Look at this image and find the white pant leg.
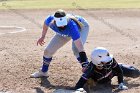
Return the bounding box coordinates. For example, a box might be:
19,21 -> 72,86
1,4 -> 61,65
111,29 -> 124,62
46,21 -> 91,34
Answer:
44,34 -> 71,58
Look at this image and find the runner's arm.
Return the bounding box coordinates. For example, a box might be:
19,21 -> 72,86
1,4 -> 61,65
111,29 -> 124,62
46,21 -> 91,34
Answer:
75,62 -> 94,89
112,58 -> 124,84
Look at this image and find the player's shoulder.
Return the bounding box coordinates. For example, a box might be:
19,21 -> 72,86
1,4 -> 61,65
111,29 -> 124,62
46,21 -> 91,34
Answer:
67,18 -> 77,27
112,58 -> 118,64
44,15 -> 55,26
46,15 -> 54,19
112,58 -> 119,68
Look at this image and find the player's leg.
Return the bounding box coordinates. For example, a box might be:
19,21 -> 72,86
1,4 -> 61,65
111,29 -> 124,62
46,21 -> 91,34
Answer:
119,63 -> 140,78
31,34 -> 71,78
42,34 -> 71,72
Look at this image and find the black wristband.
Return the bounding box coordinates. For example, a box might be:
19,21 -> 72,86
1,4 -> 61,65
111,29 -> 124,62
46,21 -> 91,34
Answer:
79,51 -> 87,62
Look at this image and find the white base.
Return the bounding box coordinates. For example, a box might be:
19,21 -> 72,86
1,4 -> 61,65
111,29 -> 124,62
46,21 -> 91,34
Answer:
53,89 -> 75,93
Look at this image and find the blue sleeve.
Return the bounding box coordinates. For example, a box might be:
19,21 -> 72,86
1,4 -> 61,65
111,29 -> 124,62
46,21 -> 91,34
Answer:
69,20 -> 80,41
44,15 -> 54,26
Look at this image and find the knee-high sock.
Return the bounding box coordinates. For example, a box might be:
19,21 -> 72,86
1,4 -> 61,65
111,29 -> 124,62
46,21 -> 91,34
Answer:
41,56 -> 52,72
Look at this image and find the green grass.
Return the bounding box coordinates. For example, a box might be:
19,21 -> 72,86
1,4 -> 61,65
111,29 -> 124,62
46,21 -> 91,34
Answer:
0,0 -> 140,9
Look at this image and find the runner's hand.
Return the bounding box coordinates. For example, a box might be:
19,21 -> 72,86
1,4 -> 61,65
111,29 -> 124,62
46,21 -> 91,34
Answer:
118,83 -> 128,90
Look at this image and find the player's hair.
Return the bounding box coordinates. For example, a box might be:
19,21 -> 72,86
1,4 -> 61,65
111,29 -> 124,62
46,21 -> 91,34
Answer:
68,15 -> 83,29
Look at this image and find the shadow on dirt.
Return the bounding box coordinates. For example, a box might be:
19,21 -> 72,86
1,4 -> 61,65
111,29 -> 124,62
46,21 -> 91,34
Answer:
113,83 -> 140,93
34,87 -> 45,93
33,76 -> 140,93
113,79 -> 140,93
40,77 -> 74,90
40,77 -> 55,88
88,84 -> 113,93
125,79 -> 140,89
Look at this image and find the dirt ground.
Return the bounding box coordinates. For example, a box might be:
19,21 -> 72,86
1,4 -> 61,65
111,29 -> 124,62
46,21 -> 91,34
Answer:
0,9 -> 140,93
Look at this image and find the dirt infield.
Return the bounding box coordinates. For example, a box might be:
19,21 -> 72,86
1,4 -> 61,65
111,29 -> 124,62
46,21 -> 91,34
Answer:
0,9 -> 140,93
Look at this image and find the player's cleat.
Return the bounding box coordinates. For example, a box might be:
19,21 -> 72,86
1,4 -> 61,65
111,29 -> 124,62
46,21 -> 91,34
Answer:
30,70 -> 48,78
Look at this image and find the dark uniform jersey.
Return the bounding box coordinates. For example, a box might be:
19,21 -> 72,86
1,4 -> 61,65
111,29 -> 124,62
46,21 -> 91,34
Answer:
75,58 -> 124,89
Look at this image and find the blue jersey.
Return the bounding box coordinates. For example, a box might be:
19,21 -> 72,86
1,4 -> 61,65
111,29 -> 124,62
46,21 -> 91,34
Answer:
45,15 -> 84,41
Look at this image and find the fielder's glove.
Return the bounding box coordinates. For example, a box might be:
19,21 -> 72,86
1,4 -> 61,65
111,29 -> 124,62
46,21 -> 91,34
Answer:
73,88 -> 87,93
118,83 -> 128,90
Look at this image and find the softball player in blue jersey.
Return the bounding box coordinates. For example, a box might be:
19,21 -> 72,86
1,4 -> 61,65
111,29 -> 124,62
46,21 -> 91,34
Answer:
31,9 -> 90,78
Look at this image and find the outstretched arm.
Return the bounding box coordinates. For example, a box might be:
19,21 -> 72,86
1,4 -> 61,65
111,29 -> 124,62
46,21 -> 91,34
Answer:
75,77 -> 87,89
112,58 -> 128,90
75,62 -> 94,89
74,38 -> 88,68
112,58 -> 124,84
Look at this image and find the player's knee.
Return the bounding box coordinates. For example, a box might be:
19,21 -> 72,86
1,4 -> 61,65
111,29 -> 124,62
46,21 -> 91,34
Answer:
44,49 -> 53,57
